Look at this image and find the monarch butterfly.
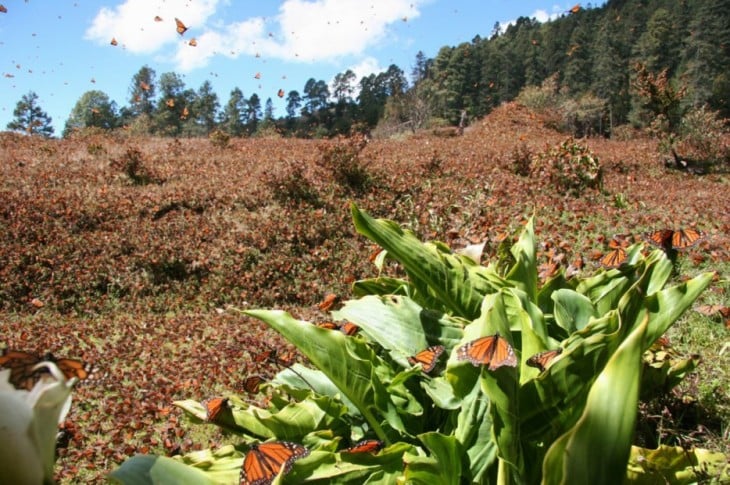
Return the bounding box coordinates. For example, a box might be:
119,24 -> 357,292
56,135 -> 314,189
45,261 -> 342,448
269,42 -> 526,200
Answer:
174,18 -> 188,35
315,321 -> 359,336
188,38 -> 197,47
342,439 -> 384,454
277,89 -> 285,98
240,441 -> 310,485
154,15 -> 163,22
568,4 -> 581,14
110,37 -> 118,46
407,345 -> 445,374
456,334 -> 517,370
242,375 -> 263,394
203,397 -> 228,422
644,228 -> 703,251
166,98 -> 175,108
600,247 -> 626,268
318,293 -> 339,312
139,81 -> 151,91
526,348 -> 563,372
0,350 -> 93,391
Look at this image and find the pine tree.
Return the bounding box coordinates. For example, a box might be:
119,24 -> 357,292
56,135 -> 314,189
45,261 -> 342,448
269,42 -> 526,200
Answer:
6,91 -> 54,137
63,90 -> 119,136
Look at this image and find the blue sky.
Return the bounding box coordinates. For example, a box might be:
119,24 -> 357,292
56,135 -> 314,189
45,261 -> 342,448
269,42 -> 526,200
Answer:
0,1 -> 588,134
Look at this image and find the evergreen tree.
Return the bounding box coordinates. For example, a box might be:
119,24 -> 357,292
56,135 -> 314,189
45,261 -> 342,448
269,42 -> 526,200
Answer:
285,90 -> 302,118
129,65 -> 157,118
187,80 -> 219,136
6,91 -> 54,137
246,93 -> 262,134
154,72 -> 187,135
220,87 -> 247,136
633,7 -> 682,76
63,90 -> 118,136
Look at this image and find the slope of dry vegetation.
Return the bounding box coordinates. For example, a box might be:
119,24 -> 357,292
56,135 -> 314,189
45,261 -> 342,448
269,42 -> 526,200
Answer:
1,103 -> 728,482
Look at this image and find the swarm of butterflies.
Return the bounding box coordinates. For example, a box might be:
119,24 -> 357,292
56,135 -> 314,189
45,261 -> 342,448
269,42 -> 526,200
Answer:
600,227 -> 704,268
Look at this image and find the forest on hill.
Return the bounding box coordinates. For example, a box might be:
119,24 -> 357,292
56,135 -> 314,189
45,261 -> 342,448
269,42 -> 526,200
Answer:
6,0 -> 730,139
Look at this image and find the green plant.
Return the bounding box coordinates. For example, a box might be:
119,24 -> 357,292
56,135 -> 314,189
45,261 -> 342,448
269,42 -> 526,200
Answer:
534,138 -> 603,196
112,205 -> 725,484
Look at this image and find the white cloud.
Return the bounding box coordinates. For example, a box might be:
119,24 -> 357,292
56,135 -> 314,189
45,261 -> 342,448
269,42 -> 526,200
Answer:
88,0 -> 424,72
85,0 -> 221,54
499,7 -> 563,34
329,56 -> 385,98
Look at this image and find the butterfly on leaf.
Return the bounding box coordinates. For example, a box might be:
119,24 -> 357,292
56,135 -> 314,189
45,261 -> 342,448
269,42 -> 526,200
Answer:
407,345 -> 445,374
341,439 -> 384,454
0,349 -> 94,391
526,348 -> 563,372
315,321 -> 359,336
240,441 -> 309,485
600,234 -> 631,268
456,334 -> 517,370
203,397 -> 229,423
242,375 -> 263,394
317,293 -> 340,312
644,228 -> 703,251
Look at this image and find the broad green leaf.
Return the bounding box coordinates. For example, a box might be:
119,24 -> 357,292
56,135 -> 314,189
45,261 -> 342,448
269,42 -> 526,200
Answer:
542,314 -> 647,485
551,289 -> 596,334
352,277 -> 413,298
244,309 -> 404,442
505,217 -> 537,302
272,364 -> 360,416
402,433 -> 464,485
333,295 -> 464,358
626,445 -> 730,484
351,204 -> 505,319
108,455 -> 216,485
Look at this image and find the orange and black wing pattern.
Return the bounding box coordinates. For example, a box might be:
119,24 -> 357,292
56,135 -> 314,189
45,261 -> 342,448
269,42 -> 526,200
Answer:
342,439 -> 384,454
0,349 -> 93,390
644,228 -> 703,251
407,345 -> 445,374
456,334 -> 517,370
242,375 -> 263,394
240,441 -> 310,485
204,397 -> 229,423
600,247 -> 626,268
526,348 -> 563,372
174,17 -> 188,35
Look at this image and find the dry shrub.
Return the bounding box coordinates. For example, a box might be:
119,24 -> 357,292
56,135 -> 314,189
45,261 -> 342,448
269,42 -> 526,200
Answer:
209,128 -> 231,149
317,133 -> 372,191
264,160 -> 321,206
676,105 -> 729,170
533,138 -> 603,196
110,147 -> 161,185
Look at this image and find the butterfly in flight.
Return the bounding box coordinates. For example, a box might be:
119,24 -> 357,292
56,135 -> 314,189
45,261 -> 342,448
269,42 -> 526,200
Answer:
457,334 -> 517,370
175,18 -> 188,35
240,441 -> 310,485
407,345 -> 445,374
526,348 -> 563,372
342,439 -> 384,454
110,37 -> 118,46
0,349 -> 94,390
644,228 -> 703,251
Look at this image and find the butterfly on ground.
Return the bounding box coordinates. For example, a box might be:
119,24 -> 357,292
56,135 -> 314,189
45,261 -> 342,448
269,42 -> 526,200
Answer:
317,293 -> 340,312
0,349 -> 94,391
600,234 -> 631,268
174,18 -> 188,35
456,334 -> 517,370
526,348 -> 563,372
643,228 -> 703,251
407,345 -> 445,374
341,439 -> 384,454
203,397 -> 229,422
240,441 -> 310,485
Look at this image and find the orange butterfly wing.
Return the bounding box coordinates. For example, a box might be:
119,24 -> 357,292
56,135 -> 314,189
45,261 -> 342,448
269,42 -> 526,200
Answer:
672,228 -> 703,249
243,375 -> 263,394
54,357 -> 93,381
342,439 -> 384,454
338,322 -> 359,336
600,248 -> 626,268
204,397 -> 229,422
316,321 -> 338,330
240,441 -> 310,485
457,334 -> 517,370
175,18 -> 188,35
407,345 -> 445,374
526,348 -> 563,372
644,229 -> 673,248
0,350 -> 40,390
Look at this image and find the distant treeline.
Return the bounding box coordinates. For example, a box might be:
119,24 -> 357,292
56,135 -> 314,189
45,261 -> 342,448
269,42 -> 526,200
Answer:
9,0 -> 729,139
